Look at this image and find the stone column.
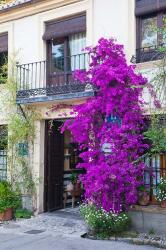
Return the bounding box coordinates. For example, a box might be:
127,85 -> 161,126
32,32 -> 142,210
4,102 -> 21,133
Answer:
33,120 -> 45,214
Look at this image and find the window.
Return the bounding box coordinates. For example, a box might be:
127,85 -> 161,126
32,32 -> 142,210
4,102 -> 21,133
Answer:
0,125 -> 7,180
51,32 -> 86,73
141,16 -> 157,47
0,51 -> 8,84
44,15 -> 86,88
136,12 -> 166,62
49,32 -> 86,87
51,39 -> 65,72
138,14 -> 166,49
0,33 -> 8,84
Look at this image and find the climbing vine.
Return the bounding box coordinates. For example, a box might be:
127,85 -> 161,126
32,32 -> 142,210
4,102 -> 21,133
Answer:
1,60 -> 39,196
143,42 -> 166,155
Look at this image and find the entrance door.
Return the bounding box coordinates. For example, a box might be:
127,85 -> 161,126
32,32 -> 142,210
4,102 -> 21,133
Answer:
44,120 -> 64,211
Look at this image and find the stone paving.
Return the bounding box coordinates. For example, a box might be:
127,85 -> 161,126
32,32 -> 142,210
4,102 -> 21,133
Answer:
0,208 -> 163,250
0,208 -> 87,238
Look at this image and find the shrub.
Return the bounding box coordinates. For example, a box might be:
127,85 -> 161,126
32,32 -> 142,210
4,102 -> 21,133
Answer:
0,180 -> 21,213
156,177 -> 166,202
15,209 -> 33,219
80,204 -> 130,234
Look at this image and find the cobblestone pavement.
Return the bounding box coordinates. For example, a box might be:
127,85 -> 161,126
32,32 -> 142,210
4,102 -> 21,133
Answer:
0,208 -> 162,250
0,208 -> 87,238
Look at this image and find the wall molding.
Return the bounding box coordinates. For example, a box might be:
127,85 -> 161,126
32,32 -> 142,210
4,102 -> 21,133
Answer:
0,0 -> 82,24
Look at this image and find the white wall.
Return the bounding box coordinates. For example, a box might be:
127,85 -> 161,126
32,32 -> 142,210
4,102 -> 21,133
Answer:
0,0 -> 136,65
93,0 -> 135,62
13,15 -> 40,64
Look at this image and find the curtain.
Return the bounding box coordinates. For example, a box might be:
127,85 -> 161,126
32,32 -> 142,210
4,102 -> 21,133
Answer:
69,32 -> 86,71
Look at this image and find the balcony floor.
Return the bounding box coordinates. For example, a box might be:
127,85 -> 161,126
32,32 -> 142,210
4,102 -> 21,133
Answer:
16,90 -> 94,104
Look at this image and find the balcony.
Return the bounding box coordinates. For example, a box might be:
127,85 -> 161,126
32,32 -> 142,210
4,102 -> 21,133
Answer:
16,53 -> 94,104
131,44 -> 166,64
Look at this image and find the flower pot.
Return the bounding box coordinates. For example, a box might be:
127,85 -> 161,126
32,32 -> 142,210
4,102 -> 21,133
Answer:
0,212 -> 5,221
73,182 -> 82,196
0,208 -> 13,221
75,182 -> 81,191
160,200 -> 166,208
3,208 -> 13,221
138,191 -> 150,206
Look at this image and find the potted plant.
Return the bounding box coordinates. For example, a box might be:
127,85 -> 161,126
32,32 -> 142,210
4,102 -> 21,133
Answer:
138,185 -> 150,206
66,173 -> 82,196
156,177 -> 166,208
0,180 -> 21,221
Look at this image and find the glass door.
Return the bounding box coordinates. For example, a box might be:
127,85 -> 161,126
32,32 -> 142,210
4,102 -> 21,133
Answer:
47,32 -> 86,89
49,38 -> 66,87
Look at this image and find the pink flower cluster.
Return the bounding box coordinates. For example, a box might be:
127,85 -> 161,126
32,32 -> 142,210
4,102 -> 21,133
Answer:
62,38 -> 148,213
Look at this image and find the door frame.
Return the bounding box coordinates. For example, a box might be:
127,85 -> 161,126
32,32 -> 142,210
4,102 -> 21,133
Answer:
44,119 -> 64,212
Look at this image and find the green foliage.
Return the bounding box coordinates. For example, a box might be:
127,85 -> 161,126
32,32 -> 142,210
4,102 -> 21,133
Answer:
0,125 -> 8,150
138,185 -> 149,193
70,173 -> 78,184
149,228 -> 155,235
156,177 -> 166,202
0,180 -> 21,213
80,204 -> 131,234
144,19 -> 166,156
1,61 -> 39,197
0,63 -> 7,84
14,208 -> 33,219
144,115 -> 166,155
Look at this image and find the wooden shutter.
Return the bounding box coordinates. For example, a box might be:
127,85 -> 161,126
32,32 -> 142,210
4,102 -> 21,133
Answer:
135,0 -> 166,16
43,14 -> 86,40
0,33 -> 8,53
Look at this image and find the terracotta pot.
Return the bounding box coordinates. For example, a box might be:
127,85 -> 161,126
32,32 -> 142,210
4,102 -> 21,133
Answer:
160,200 -> 166,208
75,182 -> 81,191
0,212 -> 5,221
138,192 -> 150,206
4,208 -> 13,221
0,208 -> 13,221
73,182 -> 82,196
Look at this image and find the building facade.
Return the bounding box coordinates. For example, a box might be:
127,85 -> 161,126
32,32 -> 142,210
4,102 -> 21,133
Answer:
0,0 -> 165,213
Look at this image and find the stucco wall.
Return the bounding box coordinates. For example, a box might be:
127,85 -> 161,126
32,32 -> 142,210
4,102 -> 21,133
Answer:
0,0 -> 136,64
93,0 -> 135,62
0,0 -> 141,213
13,15 -> 40,63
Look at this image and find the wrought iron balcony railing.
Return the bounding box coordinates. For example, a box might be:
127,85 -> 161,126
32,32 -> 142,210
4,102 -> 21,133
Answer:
16,53 -> 93,103
131,44 -> 166,64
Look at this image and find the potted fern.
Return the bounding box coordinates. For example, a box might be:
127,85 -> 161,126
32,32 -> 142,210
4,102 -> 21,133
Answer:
0,180 -> 21,221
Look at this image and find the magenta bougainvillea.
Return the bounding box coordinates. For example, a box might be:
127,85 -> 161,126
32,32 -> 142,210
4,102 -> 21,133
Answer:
61,38 -> 148,213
